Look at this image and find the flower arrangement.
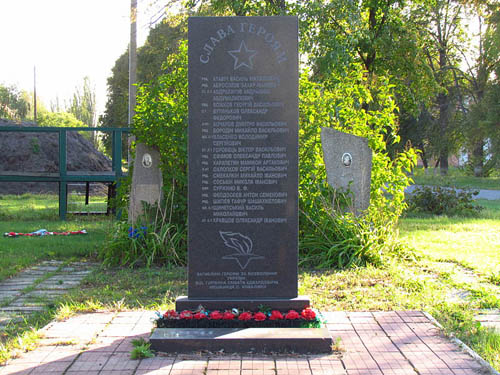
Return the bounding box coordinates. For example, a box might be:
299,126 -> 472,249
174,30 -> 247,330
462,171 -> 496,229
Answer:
156,307 -> 321,329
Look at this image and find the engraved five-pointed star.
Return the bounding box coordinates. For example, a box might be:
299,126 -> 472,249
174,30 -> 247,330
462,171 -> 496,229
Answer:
228,40 -> 257,70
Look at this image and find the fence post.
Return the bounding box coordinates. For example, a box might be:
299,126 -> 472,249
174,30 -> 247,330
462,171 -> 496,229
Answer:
59,129 -> 67,220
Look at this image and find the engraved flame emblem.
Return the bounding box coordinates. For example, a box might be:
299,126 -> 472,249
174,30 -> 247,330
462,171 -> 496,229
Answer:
219,231 -> 264,270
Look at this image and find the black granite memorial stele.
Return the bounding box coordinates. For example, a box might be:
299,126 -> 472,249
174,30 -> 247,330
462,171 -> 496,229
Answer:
176,16 -> 309,312
150,16 -> 333,354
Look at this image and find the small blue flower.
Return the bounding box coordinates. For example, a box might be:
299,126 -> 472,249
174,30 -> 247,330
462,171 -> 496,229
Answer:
128,227 -> 141,239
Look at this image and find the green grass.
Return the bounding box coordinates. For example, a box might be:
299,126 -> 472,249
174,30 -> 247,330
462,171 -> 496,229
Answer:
399,200 -> 500,275
0,194 -> 112,282
1,193 -> 500,370
0,193 -> 108,221
411,167 -> 500,190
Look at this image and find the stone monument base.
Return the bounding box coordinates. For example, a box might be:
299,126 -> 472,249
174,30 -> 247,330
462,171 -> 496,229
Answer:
150,327 -> 332,354
175,296 -> 310,311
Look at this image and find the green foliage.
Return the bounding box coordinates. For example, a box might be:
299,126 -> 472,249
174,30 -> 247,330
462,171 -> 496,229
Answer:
29,138 -> 40,154
100,42 -> 190,268
122,38 -> 416,268
487,272 -> 500,286
133,40 -> 189,228
298,66 -> 417,267
0,84 -> 29,120
130,338 -> 154,359
68,76 -> 96,127
37,111 -> 85,127
406,186 -> 484,216
412,166 -> 500,190
299,201 -> 411,269
99,16 -> 187,154
101,190 -> 187,268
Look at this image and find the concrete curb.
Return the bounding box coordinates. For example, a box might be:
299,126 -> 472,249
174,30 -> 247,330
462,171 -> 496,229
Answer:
423,311 -> 500,375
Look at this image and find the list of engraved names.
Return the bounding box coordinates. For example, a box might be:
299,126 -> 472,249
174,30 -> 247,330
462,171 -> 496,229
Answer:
198,74 -> 290,225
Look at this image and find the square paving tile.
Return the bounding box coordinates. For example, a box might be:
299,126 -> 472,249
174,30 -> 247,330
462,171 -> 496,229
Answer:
136,356 -> 176,371
0,363 -> 34,375
101,352 -> 138,371
29,361 -> 72,373
65,351 -> 112,371
341,352 -> 379,371
241,356 -> 275,370
207,358 -> 241,370
241,370 -> 276,375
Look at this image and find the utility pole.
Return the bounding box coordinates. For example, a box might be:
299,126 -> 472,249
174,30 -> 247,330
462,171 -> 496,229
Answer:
33,66 -> 37,123
128,0 -> 137,166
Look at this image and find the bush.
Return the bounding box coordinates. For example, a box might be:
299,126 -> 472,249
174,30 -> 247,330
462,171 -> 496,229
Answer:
406,186 -> 483,216
298,65 -> 417,268
100,190 -> 187,267
106,43 -> 417,269
299,187 -> 414,269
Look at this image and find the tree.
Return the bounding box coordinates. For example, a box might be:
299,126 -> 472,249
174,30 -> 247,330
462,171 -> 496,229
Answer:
37,111 -> 85,128
461,1 -> 500,175
0,84 -> 30,121
68,76 -> 97,145
406,0 -> 468,175
99,15 -> 187,154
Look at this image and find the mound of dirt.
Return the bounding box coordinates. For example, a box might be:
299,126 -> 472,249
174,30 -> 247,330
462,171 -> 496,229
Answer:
0,119 -> 113,195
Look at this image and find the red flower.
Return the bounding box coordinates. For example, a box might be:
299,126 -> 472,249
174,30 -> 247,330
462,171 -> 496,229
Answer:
209,310 -> 223,320
254,312 -> 267,321
163,310 -> 178,319
238,312 -> 253,321
269,310 -> 283,320
179,310 -> 193,320
194,312 -> 207,320
222,311 -> 235,320
301,308 -> 316,320
285,310 -> 300,320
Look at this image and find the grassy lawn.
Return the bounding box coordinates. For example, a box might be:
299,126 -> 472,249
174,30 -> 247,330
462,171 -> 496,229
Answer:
0,194 -> 112,282
399,200 -> 500,275
0,193 -> 499,370
411,167 -> 500,190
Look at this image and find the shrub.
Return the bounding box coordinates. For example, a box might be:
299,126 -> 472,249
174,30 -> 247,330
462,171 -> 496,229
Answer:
406,186 -> 483,216
100,189 -> 187,267
298,66 -> 417,267
107,43 -> 417,269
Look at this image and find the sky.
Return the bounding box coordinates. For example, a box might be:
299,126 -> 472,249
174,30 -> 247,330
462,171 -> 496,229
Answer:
0,0 -> 166,117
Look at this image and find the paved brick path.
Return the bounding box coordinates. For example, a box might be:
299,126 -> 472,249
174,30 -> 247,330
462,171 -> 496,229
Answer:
0,261 -> 95,329
1,310 -> 496,375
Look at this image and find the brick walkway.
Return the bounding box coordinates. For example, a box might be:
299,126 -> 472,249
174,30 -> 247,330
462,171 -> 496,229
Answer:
0,261 -> 95,329
0,310 -> 496,375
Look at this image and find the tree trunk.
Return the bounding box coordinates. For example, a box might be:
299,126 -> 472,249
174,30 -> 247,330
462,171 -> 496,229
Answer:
418,143 -> 429,170
439,151 -> 448,176
437,40 -> 450,176
437,72 -> 450,176
472,140 -> 484,177
438,91 -> 450,176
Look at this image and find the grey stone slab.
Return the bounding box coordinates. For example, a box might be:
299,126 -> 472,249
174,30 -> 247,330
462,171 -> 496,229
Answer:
150,327 -> 332,354
1,277 -> 38,284
39,277 -> 82,284
188,16 -> 299,302
176,295 -> 310,311
37,282 -> 80,290
0,306 -> 44,312
0,284 -> 31,291
0,312 -> 23,327
0,291 -> 22,298
31,266 -> 60,272
321,128 -> 372,215
8,300 -> 45,308
25,290 -> 67,297
129,143 -> 163,223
